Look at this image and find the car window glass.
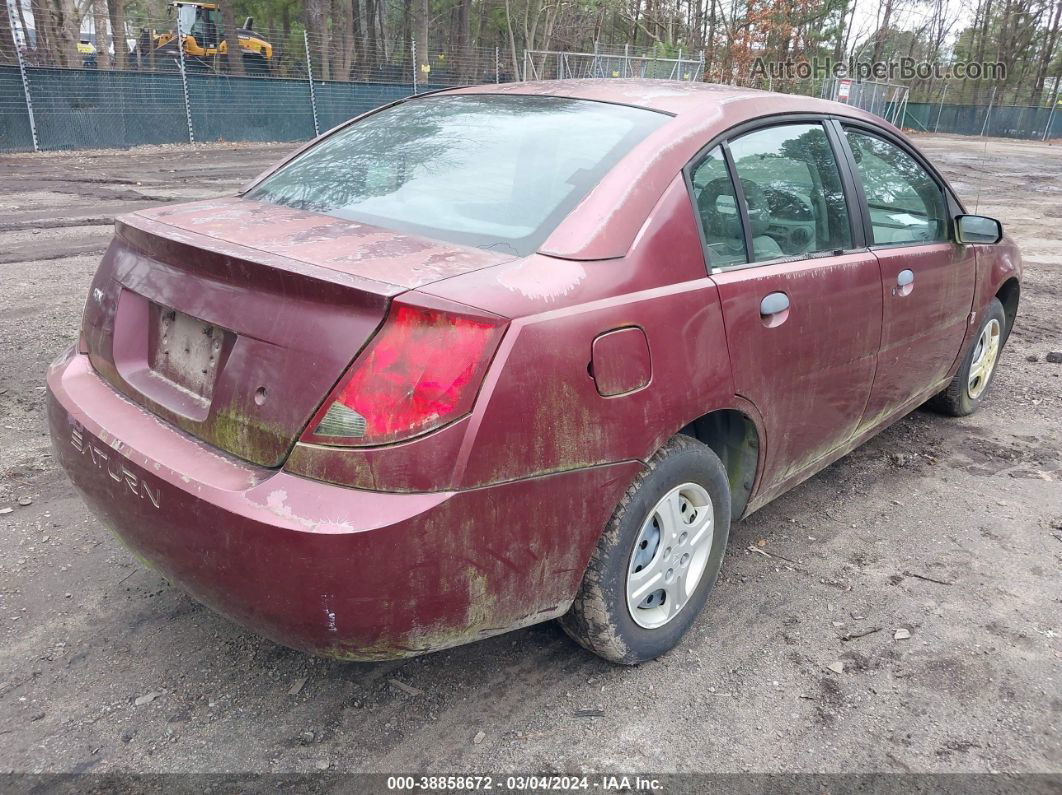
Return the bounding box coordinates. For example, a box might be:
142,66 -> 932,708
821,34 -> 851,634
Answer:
728,123 -> 853,263
845,130 -> 948,245
690,147 -> 747,268
246,95 -> 666,256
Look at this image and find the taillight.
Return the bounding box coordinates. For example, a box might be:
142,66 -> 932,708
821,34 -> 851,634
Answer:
301,299 -> 505,447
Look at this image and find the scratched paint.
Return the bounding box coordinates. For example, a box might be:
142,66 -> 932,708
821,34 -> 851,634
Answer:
496,257 -> 586,300
140,197 -> 516,289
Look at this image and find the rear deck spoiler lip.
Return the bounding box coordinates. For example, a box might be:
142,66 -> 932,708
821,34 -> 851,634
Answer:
116,211 -> 407,298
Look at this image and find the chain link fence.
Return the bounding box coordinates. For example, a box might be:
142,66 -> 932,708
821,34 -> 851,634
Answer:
2,13 -> 1061,153
522,45 -> 703,82
820,77 -> 910,127
899,81 -> 1062,140
0,13 -> 506,151
732,71 -> 1061,141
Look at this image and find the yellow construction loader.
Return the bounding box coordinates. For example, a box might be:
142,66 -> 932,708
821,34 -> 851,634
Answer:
149,1 -> 273,72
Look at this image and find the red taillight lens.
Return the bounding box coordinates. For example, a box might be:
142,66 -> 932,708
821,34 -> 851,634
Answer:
301,300 -> 505,447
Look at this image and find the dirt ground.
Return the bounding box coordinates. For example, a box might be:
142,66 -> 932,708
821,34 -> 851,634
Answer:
0,134 -> 1059,777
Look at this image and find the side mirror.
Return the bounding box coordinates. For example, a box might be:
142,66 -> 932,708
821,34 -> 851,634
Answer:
955,214 -> 1003,245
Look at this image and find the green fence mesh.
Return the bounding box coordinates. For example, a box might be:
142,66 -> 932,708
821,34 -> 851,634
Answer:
0,65 -> 422,152
187,73 -> 318,143
0,66 -> 36,151
2,64 -> 1059,153
901,100 -> 1062,139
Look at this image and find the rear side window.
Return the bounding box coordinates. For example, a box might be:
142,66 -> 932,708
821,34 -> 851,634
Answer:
690,147 -> 747,268
246,95 -> 667,256
728,123 -> 853,263
845,130 -> 948,245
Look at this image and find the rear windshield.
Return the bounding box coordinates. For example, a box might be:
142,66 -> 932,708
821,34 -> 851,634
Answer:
246,95 -> 667,256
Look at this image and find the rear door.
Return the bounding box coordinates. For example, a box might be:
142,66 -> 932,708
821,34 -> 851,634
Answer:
837,124 -> 975,425
688,120 -> 882,493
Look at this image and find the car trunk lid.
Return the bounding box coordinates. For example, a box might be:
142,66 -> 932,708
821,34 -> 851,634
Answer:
81,198 -> 514,467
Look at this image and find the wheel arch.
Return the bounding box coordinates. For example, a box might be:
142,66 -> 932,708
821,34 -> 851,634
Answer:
678,407 -> 762,519
995,277 -> 1020,343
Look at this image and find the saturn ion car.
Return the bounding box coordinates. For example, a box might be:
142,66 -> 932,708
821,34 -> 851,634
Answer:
47,80 -> 1021,664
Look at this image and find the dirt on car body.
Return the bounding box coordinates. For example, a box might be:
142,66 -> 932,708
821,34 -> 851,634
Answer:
0,135 -> 1059,775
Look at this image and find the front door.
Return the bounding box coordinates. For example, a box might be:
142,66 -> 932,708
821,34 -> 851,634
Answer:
689,121 -> 883,494
840,127 -> 975,425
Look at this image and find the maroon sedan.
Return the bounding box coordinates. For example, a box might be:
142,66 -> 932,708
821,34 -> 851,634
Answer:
47,80 -> 1021,664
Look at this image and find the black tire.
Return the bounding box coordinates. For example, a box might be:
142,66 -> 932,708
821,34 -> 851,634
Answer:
927,297 -> 1007,417
560,435 -> 731,664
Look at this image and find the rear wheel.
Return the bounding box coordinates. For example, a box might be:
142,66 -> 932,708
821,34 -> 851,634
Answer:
560,435 -> 731,664
928,297 -> 1007,417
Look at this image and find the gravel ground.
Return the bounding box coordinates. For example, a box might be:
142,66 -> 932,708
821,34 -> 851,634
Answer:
0,135 -> 1059,777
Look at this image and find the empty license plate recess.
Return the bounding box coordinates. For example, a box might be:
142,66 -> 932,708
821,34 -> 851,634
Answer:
149,306 -> 231,404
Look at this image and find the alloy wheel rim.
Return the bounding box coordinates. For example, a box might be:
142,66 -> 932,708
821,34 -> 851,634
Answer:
626,483 -> 714,630
968,318 -> 1001,399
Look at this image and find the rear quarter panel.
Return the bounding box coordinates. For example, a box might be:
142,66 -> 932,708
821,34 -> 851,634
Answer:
422,176 -> 751,490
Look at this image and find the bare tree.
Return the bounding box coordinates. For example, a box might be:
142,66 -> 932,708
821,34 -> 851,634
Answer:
330,0 -> 354,80
221,1 -> 245,74
0,0 -> 16,64
91,0 -> 108,68
870,0 -> 898,64
305,0 -> 330,79
106,0 -> 125,68
414,0 -> 428,80
1030,0 -> 1062,104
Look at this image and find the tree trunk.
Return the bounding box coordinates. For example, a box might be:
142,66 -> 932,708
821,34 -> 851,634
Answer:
376,0 -> 386,61
91,0 -> 108,69
221,2 -> 245,74
414,0 -> 429,81
456,0 -> 472,80
351,0 -> 364,76
53,0 -> 79,67
705,0 -> 717,77
106,0 -> 125,69
305,0 -> 329,79
30,0 -> 52,64
870,0 -> 894,65
504,0 -> 520,76
329,0 -> 352,79
832,0 -> 848,61
0,0 -> 17,64
1030,0 -> 1062,105
365,0 -> 380,69
973,0 -> 994,69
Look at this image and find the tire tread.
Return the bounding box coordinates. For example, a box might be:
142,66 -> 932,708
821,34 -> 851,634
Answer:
560,435 -> 712,664
928,297 -> 1007,417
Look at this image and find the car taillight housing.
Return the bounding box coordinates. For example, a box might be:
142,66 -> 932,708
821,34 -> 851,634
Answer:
301,298 -> 506,447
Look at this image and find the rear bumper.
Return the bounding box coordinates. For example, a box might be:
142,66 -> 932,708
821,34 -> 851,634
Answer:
47,347 -> 640,659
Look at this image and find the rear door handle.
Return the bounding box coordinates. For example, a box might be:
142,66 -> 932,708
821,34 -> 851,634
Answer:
894,269 -> 914,296
760,292 -> 790,316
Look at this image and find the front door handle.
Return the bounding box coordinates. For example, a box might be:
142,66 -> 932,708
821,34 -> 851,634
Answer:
894,269 -> 914,296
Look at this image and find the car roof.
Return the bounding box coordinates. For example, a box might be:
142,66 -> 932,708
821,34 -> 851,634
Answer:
439,78 -> 884,124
